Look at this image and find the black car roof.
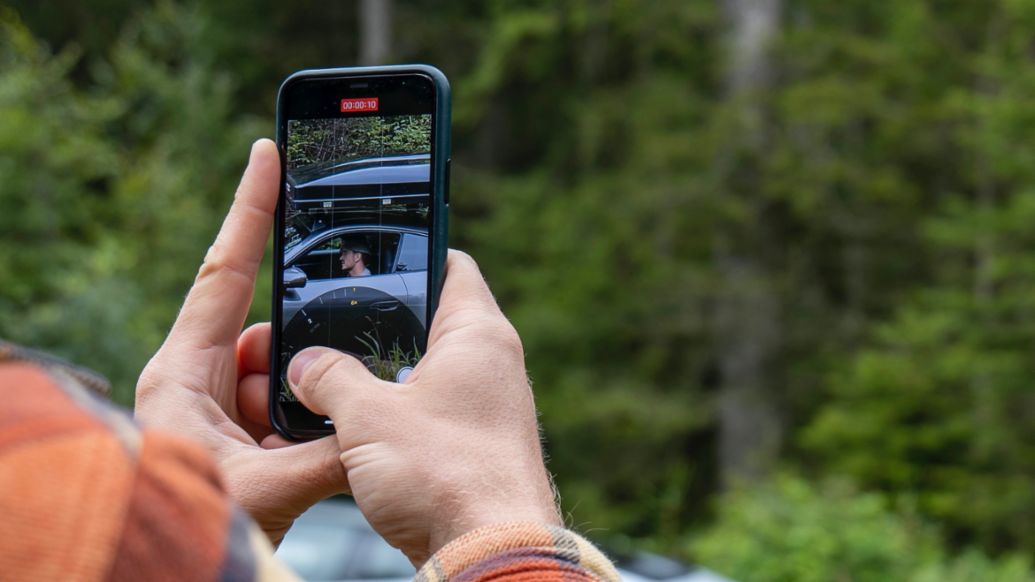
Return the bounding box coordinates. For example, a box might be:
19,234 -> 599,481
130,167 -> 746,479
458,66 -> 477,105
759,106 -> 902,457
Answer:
291,154 -> 430,187
285,154 -> 432,254
290,155 -> 429,208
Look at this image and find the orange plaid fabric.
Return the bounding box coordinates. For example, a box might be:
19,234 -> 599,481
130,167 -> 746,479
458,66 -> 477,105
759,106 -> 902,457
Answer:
0,342 -> 294,582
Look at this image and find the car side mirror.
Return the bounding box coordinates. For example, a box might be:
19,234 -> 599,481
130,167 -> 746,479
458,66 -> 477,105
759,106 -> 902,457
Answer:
284,266 -> 307,289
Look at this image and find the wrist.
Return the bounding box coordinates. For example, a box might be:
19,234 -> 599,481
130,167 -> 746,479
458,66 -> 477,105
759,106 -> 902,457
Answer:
428,483 -> 561,559
430,506 -> 561,559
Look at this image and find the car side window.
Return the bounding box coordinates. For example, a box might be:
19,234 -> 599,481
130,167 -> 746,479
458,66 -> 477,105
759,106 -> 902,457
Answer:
290,237 -> 341,281
292,232 -> 401,280
394,234 -> 428,272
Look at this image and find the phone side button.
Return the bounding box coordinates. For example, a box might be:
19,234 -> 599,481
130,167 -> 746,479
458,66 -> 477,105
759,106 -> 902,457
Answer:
444,158 -> 451,205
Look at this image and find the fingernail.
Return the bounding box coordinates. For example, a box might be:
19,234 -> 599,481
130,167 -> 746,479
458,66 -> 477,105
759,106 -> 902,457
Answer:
289,349 -> 324,386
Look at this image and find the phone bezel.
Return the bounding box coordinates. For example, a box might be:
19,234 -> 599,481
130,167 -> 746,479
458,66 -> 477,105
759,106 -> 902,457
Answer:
270,65 -> 450,440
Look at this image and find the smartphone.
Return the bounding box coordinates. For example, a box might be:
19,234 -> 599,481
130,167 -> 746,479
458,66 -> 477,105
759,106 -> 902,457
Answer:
270,65 -> 450,440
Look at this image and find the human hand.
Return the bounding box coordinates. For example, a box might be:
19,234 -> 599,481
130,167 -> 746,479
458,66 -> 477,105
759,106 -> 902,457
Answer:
284,250 -> 561,565
134,139 -> 347,544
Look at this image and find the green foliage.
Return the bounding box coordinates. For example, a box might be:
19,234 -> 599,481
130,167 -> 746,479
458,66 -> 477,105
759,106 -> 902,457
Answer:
452,2 -> 721,541
287,115 -> 432,171
797,0 -> 1035,555
693,474 -> 1034,582
439,0 -> 1035,564
0,9 -> 129,388
0,2 -> 261,401
802,288 -> 1035,550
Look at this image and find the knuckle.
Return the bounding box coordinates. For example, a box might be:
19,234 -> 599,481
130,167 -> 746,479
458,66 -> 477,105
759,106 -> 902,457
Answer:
133,360 -> 182,422
296,352 -> 396,432
201,241 -> 223,267
197,244 -> 250,283
197,245 -> 224,280
446,250 -> 483,281
235,189 -> 276,223
134,381 -> 158,411
497,322 -> 524,354
134,359 -> 163,400
296,353 -> 336,397
298,352 -> 355,403
477,318 -> 524,356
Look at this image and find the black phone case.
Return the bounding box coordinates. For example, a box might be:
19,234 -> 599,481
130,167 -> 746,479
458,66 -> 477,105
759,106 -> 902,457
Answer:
269,64 -> 451,440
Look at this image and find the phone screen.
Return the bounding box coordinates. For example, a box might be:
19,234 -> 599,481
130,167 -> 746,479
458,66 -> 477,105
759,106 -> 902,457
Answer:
273,73 -> 438,436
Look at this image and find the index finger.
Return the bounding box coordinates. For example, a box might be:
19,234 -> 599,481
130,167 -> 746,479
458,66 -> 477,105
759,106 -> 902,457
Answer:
170,139 -> 280,348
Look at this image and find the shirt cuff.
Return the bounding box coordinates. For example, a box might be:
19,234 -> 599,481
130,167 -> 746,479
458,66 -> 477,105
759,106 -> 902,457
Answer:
415,522 -> 621,582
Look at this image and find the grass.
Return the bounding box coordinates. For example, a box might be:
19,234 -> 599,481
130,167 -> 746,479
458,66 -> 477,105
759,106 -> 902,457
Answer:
357,326 -> 422,382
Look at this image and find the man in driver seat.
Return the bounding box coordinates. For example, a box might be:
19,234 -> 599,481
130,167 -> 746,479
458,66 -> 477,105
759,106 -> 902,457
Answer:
339,237 -> 372,277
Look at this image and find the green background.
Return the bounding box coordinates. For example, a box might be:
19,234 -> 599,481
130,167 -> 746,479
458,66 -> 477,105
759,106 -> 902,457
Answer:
3,1 -> 1035,579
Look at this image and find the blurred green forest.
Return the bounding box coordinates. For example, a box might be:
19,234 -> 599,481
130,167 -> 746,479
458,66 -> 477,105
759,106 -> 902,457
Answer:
4,0 -> 1035,578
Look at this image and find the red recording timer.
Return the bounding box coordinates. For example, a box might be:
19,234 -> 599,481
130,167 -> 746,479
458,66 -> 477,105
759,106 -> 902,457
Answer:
340,97 -> 379,112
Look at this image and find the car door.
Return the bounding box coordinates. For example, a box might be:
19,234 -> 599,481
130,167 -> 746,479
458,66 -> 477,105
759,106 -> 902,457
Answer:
281,229 -> 424,374
392,232 -> 429,328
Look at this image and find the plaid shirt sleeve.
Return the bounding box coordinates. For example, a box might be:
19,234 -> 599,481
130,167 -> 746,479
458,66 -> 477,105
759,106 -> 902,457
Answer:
0,342 -> 297,582
416,522 -> 622,582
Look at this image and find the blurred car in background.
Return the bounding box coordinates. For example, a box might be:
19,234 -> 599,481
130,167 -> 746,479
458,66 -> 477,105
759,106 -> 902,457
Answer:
276,498 -> 736,582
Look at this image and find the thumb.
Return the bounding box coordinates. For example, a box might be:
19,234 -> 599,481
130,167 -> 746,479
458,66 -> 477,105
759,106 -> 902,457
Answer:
287,347 -> 394,426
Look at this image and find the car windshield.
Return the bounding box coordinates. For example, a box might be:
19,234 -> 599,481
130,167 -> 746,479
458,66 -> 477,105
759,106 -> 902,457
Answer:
285,211 -> 320,255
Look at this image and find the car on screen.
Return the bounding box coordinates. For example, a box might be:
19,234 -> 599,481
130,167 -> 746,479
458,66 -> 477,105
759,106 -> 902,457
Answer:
281,155 -> 431,379
276,498 -> 737,582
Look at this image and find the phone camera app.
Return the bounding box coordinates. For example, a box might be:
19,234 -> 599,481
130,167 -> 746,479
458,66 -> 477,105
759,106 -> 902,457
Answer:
280,112 -> 432,402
